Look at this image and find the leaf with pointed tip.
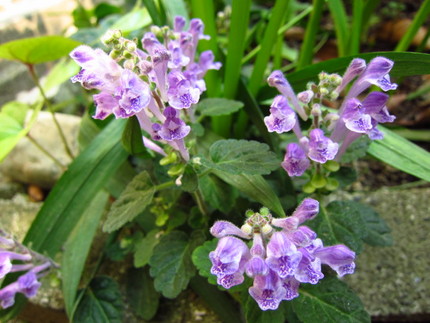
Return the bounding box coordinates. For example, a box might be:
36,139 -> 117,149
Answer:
197,98 -> 244,117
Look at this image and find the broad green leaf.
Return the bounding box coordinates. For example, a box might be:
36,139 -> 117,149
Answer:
62,191 -> 109,318
244,294 -> 285,323
340,136 -> 371,163
350,201 -> 393,246
309,201 -> 366,253
121,116 -> 148,156
149,231 -> 204,298
23,119 -> 128,256
73,276 -> 124,323
291,277 -> 370,323
191,239 -> 218,285
284,52 -> 430,92
368,126 -> 430,182
126,267 -> 160,321
43,59 -> 80,94
199,174 -> 238,213
181,164 -> 199,192
1,101 -> 29,125
197,98 -> 244,117
0,36 -> 81,64
202,139 -> 280,175
110,8 -> 151,33
103,171 -> 155,233
213,170 -> 286,217
330,167 -> 357,188
134,229 -> 160,268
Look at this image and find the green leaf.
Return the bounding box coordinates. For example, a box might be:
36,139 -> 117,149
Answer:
0,36 -> 81,64
126,267 -> 160,321
197,98 -> 244,117
181,164 -> 198,192
103,171 -> 155,233
62,190 -> 109,318
121,116 -> 148,156
199,174 -> 238,213
291,277 -> 370,323
330,167 -> 357,188
160,0 -> 189,23
43,59 -> 80,94
23,119 -> 128,256
149,231 -> 203,298
286,52 -> 430,91
191,239 -> 218,285
134,229 -> 160,268
202,139 -> 280,175
244,294 -> 285,323
73,276 -> 124,323
340,136 -> 371,163
351,202 -> 393,246
308,201 -> 366,253
110,8 -> 152,33
213,171 -> 286,217
368,126 -> 430,182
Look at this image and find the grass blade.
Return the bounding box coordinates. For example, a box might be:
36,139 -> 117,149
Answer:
327,0 -> 349,57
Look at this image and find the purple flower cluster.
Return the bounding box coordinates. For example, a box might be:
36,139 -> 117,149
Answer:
0,233 -> 53,309
70,16 -> 221,161
209,199 -> 356,311
265,57 -> 397,177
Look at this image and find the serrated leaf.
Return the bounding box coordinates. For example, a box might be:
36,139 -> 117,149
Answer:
351,202 -> 393,246
213,170 -> 286,217
244,294 -> 285,323
291,277 -> 370,323
368,126 -> 430,182
199,174 -> 238,213
0,36 -> 81,64
191,239 -> 218,285
341,136 -> 371,163
197,98 -> 244,117
62,191 -> 109,318
149,231 -> 204,298
126,267 -> 160,321
134,230 -> 160,268
73,276 -> 124,323
103,171 -> 155,232
308,201 -> 366,253
202,139 -> 280,175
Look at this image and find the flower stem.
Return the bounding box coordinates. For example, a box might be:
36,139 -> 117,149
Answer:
27,133 -> 66,169
26,64 -> 75,160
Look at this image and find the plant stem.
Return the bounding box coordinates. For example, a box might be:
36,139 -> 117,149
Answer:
193,190 -> 209,217
27,133 -> 66,169
27,64 -> 75,160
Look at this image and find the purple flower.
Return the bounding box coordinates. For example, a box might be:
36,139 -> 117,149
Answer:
308,128 -> 339,163
210,221 -> 250,239
196,51 -> 221,78
286,226 -> 317,248
295,247 -> 323,284
282,276 -> 300,300
209,236 -> 250,288
314,244 -> 356,277
167,71 -> 200,109
249,271 -> 286,310
0,283 -> 18,309
337,58 -> 366,93
18,272 -> 41,298
0,254 -> 12,279
152,107 -> 191,141
264,96 -> 297,134
348,57 -> 397,98
272,198 -> 319,232
174,16 -> 186,32
281,143 -> 310,177
267,71 -> 307,120
265,232 -> 302,279
246,234 -> 269,277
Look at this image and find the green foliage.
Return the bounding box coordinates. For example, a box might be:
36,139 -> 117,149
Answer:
73,276 -> 124,323
126,267 -> 160,321
309,201 -> 367,253
103,171 -> 155,232
199,174 -> 238,213
62,191 -> 109,317
244,294 -> 285,322
134,229 -> 160,268
181,164 -> 199,192
110,8 -> 152,34
121,116 -> 148,156
149,231 -> 204,298
330,167 -> 358,188
196,98 -> 244,117
291,277 -> 370,323
340,136 -> 371,164
368,126 -> 430,182
201,139 -> 280,175
0,36 -> 81,64
191,239 -> 218,285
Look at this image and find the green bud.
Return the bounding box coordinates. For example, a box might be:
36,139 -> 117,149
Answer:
160,152 -> 178,166
113,30 -> 122,39
323,160 -> 340,172
318,72 -> 327,81
303,181 -> 316,194
123,50 -> 133,59
319,87 -> 329,96
109,50 -> 121,59
259,207 -> 270,216
125,41 -> 137,52
167,164 -> 185,177
151,26 -> 161,36
311,173 -> 327,188
245,209 -> 255,217
325,178 -> 339,191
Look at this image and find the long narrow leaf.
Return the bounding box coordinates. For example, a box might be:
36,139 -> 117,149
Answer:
349,0 -> 363,55
327,0 -> 349,57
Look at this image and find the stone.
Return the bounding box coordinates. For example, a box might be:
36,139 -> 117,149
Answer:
0,111 -> 81,189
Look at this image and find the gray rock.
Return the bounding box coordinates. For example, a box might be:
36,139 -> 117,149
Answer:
0,111 -> 81,188
344,187 -> 430,317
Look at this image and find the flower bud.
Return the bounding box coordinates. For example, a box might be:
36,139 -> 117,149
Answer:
325,178 -> 339,191
323,160 -> 340,172
303,181 -> 316,194
311,173 -> 327,188
261,224 -> 273,235
241,223 -> 253,235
